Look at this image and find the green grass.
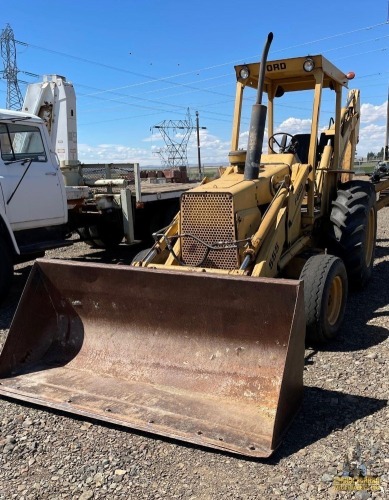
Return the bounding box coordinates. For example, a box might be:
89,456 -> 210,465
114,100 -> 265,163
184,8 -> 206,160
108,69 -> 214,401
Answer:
187,166 -> 221,180
189,163 -> 377,179
353,162 -> 376,175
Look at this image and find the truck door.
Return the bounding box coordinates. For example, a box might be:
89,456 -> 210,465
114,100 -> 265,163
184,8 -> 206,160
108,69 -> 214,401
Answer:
0,121 -> 66,228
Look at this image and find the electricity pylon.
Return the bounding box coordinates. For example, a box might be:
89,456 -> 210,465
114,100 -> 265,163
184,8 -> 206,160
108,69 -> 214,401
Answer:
152,108 -> 195,168
152,108 -> 207,176
0,23 -> 23,110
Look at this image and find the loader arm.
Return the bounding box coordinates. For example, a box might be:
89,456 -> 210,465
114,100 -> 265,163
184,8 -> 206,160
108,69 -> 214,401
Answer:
339,89 -> 360,182
315,89 -> 360,214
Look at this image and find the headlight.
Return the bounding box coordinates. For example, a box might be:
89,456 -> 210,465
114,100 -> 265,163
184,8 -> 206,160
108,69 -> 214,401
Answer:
303,58 -> 315,72
239,66 -> 250,79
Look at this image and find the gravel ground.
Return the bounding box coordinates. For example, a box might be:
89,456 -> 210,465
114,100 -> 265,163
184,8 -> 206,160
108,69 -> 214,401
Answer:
0,208 -> 388,500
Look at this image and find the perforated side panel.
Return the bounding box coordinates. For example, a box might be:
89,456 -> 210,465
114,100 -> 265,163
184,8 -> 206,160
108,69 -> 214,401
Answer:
180,192 -> 238,269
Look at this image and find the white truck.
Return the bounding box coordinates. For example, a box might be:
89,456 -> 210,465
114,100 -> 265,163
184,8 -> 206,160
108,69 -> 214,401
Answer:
0,76 -> 196,302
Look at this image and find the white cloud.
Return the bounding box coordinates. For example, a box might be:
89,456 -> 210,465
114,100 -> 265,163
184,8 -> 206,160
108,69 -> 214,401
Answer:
271,114 -> 385,157
77,99 -> 386,166
187,131 -> 230,164
357,123 -> 386,157
78,143 -> 159,165
277,118 -> 312,134
238,118 -> 312,149
360,102 -> 386,124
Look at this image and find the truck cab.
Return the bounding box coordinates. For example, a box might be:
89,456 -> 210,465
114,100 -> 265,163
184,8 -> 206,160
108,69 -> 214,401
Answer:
0,110 -> 67,229
0,109 -> 69,301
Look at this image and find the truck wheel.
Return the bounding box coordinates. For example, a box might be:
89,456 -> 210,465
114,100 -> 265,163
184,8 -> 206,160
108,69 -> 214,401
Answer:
88,218 -> 124,249
329,181 -> 377,289
300,254 -> 348,345
77,227 -> 96,247
78,222 -> 124,249
0,239 -> 13,303
131,248 -> 152,264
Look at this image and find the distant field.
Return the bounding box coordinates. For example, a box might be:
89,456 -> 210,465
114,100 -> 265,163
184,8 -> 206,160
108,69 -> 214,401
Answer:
354,162 -> 376,175
188,162 -> 378,180
188,166 -> 221,180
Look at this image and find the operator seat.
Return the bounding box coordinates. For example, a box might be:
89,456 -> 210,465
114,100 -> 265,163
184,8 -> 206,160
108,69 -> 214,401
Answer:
291,134 -> 311,164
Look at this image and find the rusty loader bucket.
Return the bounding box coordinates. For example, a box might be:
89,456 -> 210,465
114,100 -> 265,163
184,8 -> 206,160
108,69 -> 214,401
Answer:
0,259 -> 305,458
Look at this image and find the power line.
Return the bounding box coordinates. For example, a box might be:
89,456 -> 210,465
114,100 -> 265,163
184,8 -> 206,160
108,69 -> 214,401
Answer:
70,31 -> 389,101
273,21 -> 389,53
322,34 -> 389,54
10,21 -> 388,132
9,20 -> 387,131
15,20 -> 388,96
334,46 -> 388,61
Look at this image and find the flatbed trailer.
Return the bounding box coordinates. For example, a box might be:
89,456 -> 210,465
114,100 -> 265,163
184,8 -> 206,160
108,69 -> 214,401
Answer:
80,162 -> 201,244
374,177 -> 389,211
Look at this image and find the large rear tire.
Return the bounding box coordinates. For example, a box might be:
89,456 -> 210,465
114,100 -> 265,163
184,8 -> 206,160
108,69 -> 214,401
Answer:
0,238 -> 13,303
300,254 -> 348,345
329,181 -> 377,289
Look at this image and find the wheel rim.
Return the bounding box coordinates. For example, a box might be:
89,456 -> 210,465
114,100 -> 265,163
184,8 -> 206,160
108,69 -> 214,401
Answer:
365,207 -> 375,267
327,275 -> 343,326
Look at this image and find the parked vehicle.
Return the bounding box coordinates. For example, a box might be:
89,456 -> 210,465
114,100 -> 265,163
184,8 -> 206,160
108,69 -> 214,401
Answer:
0,77 -> 195,302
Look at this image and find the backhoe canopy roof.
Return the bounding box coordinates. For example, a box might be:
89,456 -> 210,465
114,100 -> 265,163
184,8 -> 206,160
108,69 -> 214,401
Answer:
235,55 -> 350,93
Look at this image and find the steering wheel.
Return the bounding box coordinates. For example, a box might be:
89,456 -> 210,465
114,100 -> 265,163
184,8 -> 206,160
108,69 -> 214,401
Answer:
268,133 -> 296,154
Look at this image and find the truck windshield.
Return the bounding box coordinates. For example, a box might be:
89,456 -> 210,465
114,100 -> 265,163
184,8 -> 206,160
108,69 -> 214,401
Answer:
0,123 -> 47,162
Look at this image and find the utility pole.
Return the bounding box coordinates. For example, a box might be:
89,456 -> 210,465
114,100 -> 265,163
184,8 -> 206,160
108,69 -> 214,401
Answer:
385,85 -> 389,161
196,111 -> 207,177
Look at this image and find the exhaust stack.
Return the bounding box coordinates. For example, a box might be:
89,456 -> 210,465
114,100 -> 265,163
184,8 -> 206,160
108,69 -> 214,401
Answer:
244,32 -> 273,180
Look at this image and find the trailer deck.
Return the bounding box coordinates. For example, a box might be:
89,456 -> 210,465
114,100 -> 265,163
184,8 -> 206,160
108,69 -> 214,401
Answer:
80,162 -> 201,203
130,180 -> 199,203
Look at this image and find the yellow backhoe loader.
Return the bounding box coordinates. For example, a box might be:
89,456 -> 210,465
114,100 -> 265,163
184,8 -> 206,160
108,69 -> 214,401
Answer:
0,33 -> 381,458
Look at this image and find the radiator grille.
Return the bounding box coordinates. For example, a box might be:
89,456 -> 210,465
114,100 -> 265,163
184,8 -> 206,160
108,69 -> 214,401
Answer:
180,192 -> 238,269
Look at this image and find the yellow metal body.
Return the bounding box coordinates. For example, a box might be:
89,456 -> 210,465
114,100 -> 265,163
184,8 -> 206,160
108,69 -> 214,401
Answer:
140,53 -> 360,279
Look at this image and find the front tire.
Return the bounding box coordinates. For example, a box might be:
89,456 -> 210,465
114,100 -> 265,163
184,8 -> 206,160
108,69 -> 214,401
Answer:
300,254 -> 348,345
131,248 -> 152,265
329,181 -> 377,289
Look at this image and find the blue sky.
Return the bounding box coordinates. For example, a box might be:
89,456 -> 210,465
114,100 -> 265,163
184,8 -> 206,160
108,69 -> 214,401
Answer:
1,0 -> 388,166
